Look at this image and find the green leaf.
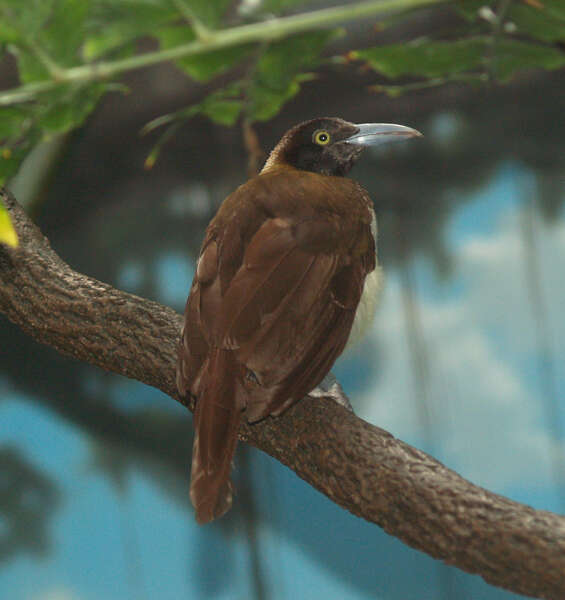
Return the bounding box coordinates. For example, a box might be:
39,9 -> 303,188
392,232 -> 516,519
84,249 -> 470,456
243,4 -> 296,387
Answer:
455,0 -> 488,22
200,98 -> 243,125
494,38 -> 565,81
0,21 -> 21,44
544,0 -> 565,21
0,0 -> 86,79
0,107 -> 31,140
0,0 -> 55,36
0,148 -> 25,184
143,87 -> 242,166
35,84 -> 106,134
160,88 -> 243,127
83,36 -> 138,63
0,197 -> 18,247
0,147 -> 21,183
507,3 -> 565,43
84,1 -> 177,61
457,0 -> 565,43
156,26 -> 252,82
0,85 -> 104,180
247,29 -> 340,122
180,46 -> 253,81
178,0 -> 232,28
256,0 -> 325,15
356,36 -> 565,84
247,76 -> 302,122
38,0 -> 88,66
355,38 -> 486,79
9,45 -> 50,83
0,130 -> 36,185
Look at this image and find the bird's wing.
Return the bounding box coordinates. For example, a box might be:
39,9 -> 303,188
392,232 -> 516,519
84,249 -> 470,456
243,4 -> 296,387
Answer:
196,210 -> 374,421
178,173 -> 375,522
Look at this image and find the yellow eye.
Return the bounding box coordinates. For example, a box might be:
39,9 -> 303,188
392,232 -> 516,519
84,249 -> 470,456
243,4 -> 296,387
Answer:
313,130 -> 331,146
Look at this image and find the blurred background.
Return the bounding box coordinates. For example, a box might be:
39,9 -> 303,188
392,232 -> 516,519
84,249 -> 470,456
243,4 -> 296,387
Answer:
1,2 -> 565,599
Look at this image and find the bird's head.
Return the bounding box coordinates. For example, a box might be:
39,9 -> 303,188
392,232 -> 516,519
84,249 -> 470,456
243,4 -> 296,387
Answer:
262,117 -> 422,177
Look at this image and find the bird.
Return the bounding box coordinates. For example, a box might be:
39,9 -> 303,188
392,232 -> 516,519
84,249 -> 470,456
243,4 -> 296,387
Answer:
177,117 -> 421,523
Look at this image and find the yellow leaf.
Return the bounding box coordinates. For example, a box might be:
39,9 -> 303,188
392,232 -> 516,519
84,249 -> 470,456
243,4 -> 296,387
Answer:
0,201 -> 18,248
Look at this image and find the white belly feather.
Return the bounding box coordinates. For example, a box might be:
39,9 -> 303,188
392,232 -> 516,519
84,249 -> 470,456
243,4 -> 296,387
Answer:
345,210 -> 382,350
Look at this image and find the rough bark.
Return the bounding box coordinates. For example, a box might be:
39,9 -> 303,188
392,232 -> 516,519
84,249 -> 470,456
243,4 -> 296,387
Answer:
1,188 -> 564,599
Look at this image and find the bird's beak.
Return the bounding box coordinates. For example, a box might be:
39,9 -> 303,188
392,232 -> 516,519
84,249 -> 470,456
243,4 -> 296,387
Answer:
345,123 -> 423,147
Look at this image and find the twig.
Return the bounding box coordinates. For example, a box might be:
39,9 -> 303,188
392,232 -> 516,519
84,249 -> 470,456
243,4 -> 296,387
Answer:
0,0 -> 445,106
170,0 -> 213,41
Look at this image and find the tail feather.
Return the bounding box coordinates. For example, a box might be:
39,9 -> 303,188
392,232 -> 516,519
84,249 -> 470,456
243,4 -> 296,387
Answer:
190,349 -> 244,524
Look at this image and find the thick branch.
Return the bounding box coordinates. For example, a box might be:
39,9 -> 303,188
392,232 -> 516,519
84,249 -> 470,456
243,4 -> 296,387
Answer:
1,189 -> 565,599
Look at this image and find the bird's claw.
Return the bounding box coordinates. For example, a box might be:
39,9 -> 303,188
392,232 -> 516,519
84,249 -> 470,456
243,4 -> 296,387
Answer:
308,372 -> 354,413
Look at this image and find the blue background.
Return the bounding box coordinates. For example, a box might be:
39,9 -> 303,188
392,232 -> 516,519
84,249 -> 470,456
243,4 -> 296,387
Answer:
1,53 -> 564,600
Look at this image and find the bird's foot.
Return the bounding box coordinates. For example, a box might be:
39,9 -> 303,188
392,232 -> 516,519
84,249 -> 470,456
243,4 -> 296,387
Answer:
308,372 -> 354,413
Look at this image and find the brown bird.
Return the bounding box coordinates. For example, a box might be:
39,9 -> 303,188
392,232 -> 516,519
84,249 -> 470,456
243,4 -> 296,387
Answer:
177,117 -> 421,523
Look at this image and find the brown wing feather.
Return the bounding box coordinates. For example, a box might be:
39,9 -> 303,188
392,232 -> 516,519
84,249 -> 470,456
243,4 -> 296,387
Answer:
189,348 -> 244,524
177,168 -> 375,522
241,255 -> 363,420
207,216 -> 367,420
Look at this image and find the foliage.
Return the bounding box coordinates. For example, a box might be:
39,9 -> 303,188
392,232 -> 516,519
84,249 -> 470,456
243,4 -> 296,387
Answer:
0,0 -> 563,193
142,27 -> 340,165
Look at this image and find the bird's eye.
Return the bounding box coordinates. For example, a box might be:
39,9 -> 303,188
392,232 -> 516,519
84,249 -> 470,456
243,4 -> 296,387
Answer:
313,130 -> 331,146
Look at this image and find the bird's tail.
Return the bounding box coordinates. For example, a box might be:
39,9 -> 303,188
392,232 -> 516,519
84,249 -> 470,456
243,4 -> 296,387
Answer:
189,348 -> 244,524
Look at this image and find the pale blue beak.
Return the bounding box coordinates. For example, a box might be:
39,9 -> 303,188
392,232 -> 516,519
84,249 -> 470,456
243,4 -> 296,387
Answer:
346,123 -> 422,146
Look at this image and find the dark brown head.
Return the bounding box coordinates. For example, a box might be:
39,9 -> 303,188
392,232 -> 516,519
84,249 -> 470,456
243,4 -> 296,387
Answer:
262,117 -> 422,177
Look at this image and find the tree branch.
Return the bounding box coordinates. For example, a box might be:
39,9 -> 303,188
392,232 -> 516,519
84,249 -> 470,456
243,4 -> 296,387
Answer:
0,0 -> 444,105
1,188 -> 565,600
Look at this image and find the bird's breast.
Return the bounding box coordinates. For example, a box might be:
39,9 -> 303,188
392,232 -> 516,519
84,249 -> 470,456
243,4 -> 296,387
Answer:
346,210 -> 382,350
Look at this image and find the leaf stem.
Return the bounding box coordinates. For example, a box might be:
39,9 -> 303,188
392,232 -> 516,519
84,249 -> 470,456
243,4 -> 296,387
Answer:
486,0 -> 513,81
169,0 -> 213,41
0,0 -> 445,106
